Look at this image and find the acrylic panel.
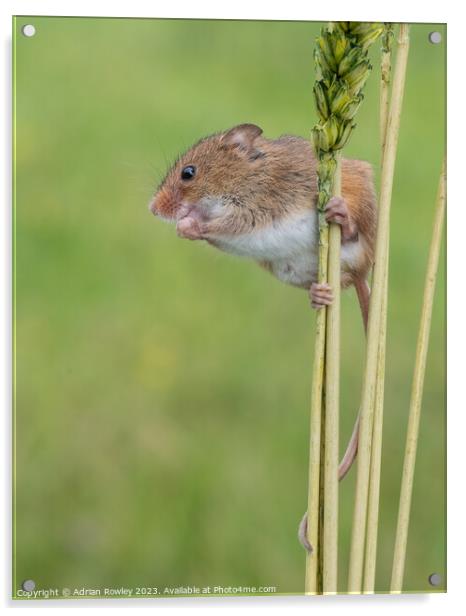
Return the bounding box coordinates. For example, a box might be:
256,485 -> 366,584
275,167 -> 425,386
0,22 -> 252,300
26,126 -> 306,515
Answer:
13,17 -> 446,599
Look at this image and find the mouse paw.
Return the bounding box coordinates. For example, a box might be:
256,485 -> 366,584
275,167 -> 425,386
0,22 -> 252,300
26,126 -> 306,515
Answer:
298,511 -> 313,553
309,282 -> 333,309
325,196 -> 358,242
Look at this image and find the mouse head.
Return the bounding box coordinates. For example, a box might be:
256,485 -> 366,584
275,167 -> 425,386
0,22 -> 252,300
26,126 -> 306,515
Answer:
149,124 -> 266,241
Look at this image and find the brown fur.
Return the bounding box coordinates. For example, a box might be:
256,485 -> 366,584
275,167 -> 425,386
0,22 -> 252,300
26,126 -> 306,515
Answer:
151,124 -> 377,287
341,158 -> 377,281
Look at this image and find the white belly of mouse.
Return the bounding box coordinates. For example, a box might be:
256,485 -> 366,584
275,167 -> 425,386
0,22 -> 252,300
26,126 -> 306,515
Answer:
212,209 -> 319,260
210,208 -> 364,288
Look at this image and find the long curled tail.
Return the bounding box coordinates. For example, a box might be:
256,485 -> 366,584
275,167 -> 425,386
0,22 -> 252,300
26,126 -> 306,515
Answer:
299,276 -> 371,552
354,275 -> 370,333
337,276 -> 370,479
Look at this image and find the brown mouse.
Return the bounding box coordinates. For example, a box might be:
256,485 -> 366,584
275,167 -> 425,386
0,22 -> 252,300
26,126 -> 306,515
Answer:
149,123 -> 377,551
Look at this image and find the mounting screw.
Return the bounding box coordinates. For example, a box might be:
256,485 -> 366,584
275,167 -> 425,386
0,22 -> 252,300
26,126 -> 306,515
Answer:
22,579 -> 36,592
428,572 -> 441,586
21,24 -> 36,38
428,31 -> 442,44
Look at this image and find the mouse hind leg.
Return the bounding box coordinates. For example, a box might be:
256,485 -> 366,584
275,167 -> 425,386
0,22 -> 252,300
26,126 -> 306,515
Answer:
324,196 -> 358,242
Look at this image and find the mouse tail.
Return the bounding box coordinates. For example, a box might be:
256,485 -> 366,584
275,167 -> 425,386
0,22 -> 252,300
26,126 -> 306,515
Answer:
337,276 -> 371,482
354,276 -> 371,334
300,275 -> 371,553
338,413 -> 360,480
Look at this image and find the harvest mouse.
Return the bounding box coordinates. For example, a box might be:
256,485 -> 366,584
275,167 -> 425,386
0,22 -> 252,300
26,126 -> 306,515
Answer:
149,123 -> 377,551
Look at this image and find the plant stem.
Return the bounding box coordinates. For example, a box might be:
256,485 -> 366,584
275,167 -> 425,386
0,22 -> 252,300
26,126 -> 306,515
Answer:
323,153 -> 341,594
304,213 -> 329,596
363,28 -> 393,592
347,23 -> 410,593
363,263 -> 388,592
307,20 -> 384,594
390,157 -> 446,593
380,27 -> 392,152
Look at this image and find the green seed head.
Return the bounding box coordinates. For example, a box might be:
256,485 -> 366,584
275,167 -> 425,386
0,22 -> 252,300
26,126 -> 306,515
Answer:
311,21 -> 383,206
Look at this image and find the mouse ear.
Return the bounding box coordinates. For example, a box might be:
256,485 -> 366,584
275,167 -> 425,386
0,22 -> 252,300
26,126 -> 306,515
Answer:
221,124 -> 263,150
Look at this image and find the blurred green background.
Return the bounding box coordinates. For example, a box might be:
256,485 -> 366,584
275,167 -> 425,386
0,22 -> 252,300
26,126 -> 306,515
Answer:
13,17 -> 445,597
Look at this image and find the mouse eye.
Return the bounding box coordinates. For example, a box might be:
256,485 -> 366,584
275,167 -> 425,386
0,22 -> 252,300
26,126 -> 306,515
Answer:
181,165 -> 196,181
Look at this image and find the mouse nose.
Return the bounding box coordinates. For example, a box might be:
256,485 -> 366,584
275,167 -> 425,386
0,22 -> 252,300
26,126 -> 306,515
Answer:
149,188 -> 178,220
148,197 -> 159,216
